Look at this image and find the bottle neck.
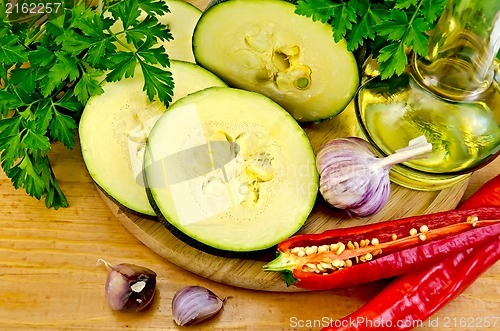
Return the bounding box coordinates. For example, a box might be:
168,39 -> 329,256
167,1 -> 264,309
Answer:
413,0 -> 500,100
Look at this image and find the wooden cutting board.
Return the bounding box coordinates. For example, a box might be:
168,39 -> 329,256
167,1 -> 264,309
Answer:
99,102 -> 469,292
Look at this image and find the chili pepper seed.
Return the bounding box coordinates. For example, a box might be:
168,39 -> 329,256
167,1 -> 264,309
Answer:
419,234 -> 427,241
409,228 -> 418,236
336,243 -> 345,255
419,225 -> 429,233
392,234 -> 398,241
468,215 -> 479,227
371,238 -> 379,245
320,262 -> 331,270
306,263 -> 317,270
305,246 -> 317,256
332,259 -> 344,268
318,245 -> 329,253
302,264 -> 315,272
322,257 -> 332,263
347,241 -> 355,250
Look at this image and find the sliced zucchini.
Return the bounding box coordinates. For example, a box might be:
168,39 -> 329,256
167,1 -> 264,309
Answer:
79,61 -> 227,216
162,0 -> 202,62
193,0 -> 359,122
111,0 -> 202,62
144,87 -> 318,256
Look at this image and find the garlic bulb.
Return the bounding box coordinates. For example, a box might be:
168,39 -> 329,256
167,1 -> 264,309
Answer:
316,136 -> 432,217
172,286 -> 225,326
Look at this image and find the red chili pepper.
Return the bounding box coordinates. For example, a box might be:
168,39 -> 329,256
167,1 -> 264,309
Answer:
322,238 -> 500,331
459,173 -> 500,209
264,207 -> 500,290
321,174 -> 500,331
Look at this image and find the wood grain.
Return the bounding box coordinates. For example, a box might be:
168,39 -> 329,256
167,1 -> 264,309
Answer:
101,101 -> 470,292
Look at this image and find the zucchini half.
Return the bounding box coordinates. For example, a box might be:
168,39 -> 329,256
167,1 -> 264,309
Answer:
144,87 -> 319,256
193,0 -> 359,122
79,61 -> 227,216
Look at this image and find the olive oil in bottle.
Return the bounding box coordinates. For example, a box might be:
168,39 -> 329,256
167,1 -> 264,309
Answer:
355,0 -> 500,190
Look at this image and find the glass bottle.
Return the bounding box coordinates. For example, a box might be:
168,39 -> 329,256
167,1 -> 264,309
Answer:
355,0 -> 500,190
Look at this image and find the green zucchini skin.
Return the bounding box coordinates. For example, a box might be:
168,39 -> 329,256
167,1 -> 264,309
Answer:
205,0 -> 297,11
144,186 -> 278,258
97,184 -> 159,221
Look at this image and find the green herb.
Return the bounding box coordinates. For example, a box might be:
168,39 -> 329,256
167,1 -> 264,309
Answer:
0,0 -> 174,209
295,0 -> 447,79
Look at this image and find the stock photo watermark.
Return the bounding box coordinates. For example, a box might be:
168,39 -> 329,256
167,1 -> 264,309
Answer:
126,103 -> 319,226
289,315 -> 500,329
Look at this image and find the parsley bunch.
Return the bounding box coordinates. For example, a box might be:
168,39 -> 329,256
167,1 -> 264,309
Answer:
295,0 -> 447,79
0,0 -> 174,208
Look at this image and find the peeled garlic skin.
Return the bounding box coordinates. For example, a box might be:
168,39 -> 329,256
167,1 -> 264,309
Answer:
172,286 -> 224,326
316,138 -> 390,217
104,263 -> 157,312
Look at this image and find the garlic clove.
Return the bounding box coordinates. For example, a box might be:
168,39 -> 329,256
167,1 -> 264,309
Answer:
316,136 -> 432,217
172,286 -> 224,326
98,259 -> 157,312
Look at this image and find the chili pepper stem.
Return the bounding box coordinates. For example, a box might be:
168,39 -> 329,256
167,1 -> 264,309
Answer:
377,135 -> 433,169
263,253 -> 297,272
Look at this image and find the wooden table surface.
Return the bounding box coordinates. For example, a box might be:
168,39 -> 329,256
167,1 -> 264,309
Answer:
0,141 -> 498,331
1,1 -> 499,330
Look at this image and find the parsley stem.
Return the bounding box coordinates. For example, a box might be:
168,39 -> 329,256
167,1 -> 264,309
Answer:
97,0 -> 104,15
408,0 -> 425,27
12,88 -> 28,108
107,29 -> 136,52
24,27 -> 46,47
20,14 -> 48,46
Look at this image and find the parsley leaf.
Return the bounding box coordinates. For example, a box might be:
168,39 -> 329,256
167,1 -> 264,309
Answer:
375,9 -> 409,41
295,0 -> 447,79
331,3 -> 356,42
0,0 -> 174,209
23,125 -> 52,153
295,0 -> 336,24
422,0 -> 448,22
7,154 -> 47,200
42,52 -> 80,97
49,110 -> 78,149
73,71 -> 105,104
345,0 -> 378,50
0,30 -> 28,65
106,51 -> 137,81
395,0 -> 418,10
378,42 -> 409,77
404,17 -> 430,56
140,60 -> 174,104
